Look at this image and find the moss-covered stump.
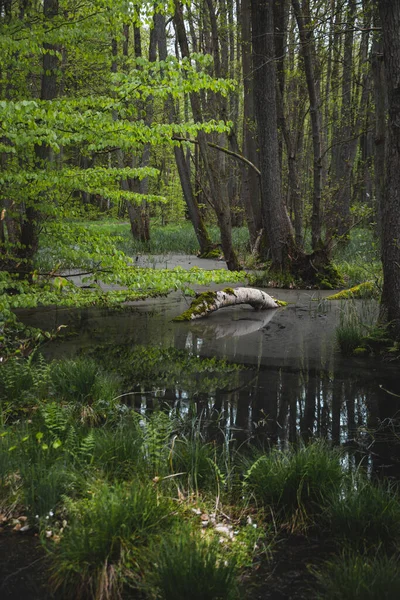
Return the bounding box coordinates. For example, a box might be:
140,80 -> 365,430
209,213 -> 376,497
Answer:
173,287 -> 284,321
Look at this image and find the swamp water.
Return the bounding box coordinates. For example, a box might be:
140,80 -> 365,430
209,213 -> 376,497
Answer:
18,287 -> 400,478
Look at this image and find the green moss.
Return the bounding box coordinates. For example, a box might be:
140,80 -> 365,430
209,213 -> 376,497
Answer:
275,300 -> 288,307
326,281 -> 377,300
316,263 -> 343,290
199,248 -> 221,259
353,347 -> 368,356
173,291 -> 218,321
222,287 -> 236,296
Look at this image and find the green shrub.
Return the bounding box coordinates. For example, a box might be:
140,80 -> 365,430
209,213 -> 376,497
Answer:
243,442 -> 344,526
314,551 -> 400,600
151,527 -> 238,600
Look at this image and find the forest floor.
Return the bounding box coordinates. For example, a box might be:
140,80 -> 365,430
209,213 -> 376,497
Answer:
0,526 -> 329,600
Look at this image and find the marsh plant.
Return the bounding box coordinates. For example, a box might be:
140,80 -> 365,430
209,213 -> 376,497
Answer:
243,442 -> 344,527
322,476 -> 400,551
150,526 -> 239,600
315,551 -> 400,600
49,481 -> 177,600
171,432 -> 225,495
50,357 -> 121,405
335,297 -> 379,355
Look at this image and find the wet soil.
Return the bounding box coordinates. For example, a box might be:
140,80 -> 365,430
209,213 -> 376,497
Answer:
245,534 -> 334,600
0,530 -> 50,600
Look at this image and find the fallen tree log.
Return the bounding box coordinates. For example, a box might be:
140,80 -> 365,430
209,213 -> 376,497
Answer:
173,287 -> 285,321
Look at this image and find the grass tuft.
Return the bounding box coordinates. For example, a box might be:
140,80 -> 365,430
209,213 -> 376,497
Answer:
314,551 -> 400,600
49,481 -> 176,599
243,442 -> 344,527
322,476 -> 400,551
150,526 -> 239,600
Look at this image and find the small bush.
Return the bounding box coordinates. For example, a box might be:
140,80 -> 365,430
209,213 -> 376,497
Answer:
243,442 -> 344,526
314,551 -> 400,600
151,527 -> 238,600
323,477 -> 400,551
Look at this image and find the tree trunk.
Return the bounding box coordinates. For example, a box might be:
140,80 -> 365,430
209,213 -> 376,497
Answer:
155,12 -> 213,255
18,0 -> 58,276
251,0 -> 295,269
377,0 -> 400,339
174,0 -> 241,271
291,0 -> 323,250
174,287 -> 280,320
371,6 -> 386,239
326,0 -> 357,241
240,0 -> 263,248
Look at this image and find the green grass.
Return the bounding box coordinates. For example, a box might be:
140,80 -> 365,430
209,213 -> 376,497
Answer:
322,476 -> 400,551
49,481 -> 177,599
332,227 -> 381,287
335,298 -> 379,355
150,526 -> 239,600
314,551 -> 400,600
243,442 -> 344,527
42,220 -> 250,259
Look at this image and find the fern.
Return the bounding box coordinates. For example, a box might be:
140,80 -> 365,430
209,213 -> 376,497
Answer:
206,457 -> 226,487
79,431 -> 96,463
41,402 -> 69,439
144,412 -> 173,475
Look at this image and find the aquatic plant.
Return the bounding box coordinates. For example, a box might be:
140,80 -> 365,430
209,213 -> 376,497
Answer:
243,442 -> 344,527
314,551 -> 400,600
150,526 -> 239,600
335,298 -> 379,356
0,353 -> 51,413
322,476 -> 400,551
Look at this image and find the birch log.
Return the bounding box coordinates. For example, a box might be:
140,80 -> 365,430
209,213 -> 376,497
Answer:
174,287 -> 282,321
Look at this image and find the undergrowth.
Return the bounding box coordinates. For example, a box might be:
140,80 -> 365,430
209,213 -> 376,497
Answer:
1,353 -> 400,600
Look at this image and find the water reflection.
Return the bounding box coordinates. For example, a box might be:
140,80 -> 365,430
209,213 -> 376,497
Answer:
16,290 -> 400,477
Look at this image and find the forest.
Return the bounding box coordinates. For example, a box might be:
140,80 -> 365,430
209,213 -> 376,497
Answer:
1,0 -> 400,599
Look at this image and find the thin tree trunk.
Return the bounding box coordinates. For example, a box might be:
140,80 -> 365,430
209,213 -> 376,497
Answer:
174,0 -> 241,270
251,0 -> 294,269
292,0 -> 323,250
240,0 -> 263,247
19,0 -> 58,275
377,0 -> 400,339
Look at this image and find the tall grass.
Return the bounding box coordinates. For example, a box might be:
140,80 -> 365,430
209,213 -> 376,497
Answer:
171,432 -> 224,494
151,526 -> 239,600
322,476 -> 400,551
335,298 -> 379,355
49,481 -> 177,600
314,551 -> 400,600
243,442 -> 344,526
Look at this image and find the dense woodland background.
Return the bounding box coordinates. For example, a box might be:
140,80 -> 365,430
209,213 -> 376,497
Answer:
1,0 -> 400,337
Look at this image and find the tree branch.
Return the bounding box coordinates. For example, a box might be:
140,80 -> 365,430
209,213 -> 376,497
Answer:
172,136 -> 261,177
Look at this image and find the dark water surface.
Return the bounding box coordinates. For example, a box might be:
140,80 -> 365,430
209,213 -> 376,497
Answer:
17,288 -> 400,477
